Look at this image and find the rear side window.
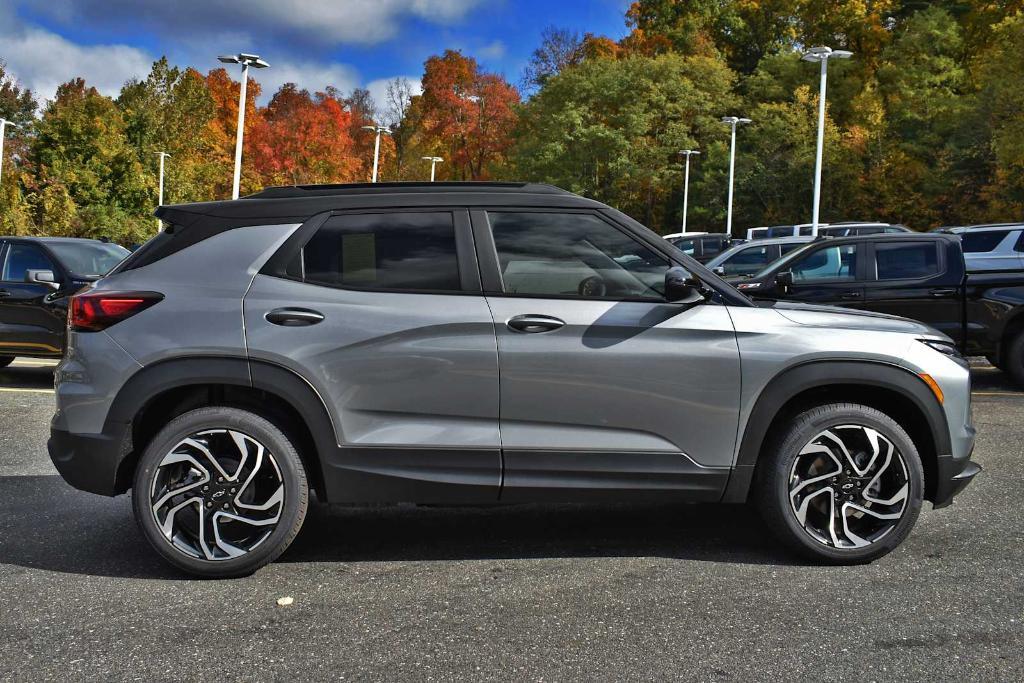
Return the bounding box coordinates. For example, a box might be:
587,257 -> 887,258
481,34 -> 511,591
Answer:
296,212 -> 461,292
2,244 -> 56,282
701,236 -> 727,257
960,230 -> 1009,253
874,242 -> 939,280
768,227 -> 794,238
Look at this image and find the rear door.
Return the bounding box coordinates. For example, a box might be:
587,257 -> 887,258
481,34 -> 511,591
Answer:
473,208 -> 739,501
862,239 -> 961,341
243,209 -> 501,502
780,241 -> 866,306
0,241 -> 66,357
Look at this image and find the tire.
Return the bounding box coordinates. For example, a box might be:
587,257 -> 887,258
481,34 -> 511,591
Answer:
1003,331 -> 1024,388
754,402 -> 924,565
0,356 -> 13,368
132,406 -> 309,578
985,354 -> 1002,370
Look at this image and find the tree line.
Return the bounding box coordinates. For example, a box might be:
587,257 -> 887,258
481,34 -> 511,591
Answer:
1,1 -> 1022,244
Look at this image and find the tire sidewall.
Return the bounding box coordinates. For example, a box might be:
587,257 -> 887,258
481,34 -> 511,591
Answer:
132,407 -> 308,578
766,405 -> 924,564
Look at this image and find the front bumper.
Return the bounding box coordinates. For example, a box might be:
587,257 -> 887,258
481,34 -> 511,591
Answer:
931,423 -> 980,509
48,417 -> 132,496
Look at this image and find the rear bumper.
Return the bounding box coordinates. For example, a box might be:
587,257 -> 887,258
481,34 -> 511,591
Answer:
48,418 -> 131,496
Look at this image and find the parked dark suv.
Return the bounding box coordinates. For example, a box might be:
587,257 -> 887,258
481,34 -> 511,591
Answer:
0,237 -> 129,366
48,183 -> 978,577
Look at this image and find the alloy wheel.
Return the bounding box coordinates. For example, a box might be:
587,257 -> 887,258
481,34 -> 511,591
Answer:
788,424 -> 909,549
149,429 -> 285,561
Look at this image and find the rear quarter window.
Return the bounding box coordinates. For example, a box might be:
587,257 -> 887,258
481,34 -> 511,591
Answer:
960,230 -> 1009,253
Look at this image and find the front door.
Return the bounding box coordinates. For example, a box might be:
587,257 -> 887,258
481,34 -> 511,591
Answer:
473,209 -> 739,501
244,209 -> 501,503
779,241 -> 865,307
0,242 -> 66,358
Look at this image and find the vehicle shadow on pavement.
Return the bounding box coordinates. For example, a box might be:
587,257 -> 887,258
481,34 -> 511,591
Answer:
0,363 -> 56,390
0,476 -> 800,579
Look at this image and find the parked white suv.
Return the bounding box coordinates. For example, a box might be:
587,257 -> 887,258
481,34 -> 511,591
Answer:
945,224 -> 1024,272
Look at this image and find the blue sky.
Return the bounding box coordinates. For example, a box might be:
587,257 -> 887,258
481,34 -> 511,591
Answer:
0,0 -> 630,107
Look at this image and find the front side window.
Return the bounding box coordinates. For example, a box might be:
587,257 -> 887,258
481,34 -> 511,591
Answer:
791,244 -> 858,282
723,245 -> 772,277
2,244 -> 56,282
296,212 -> 461,292
874,242 -> 939,280
488,212 -> 670,299
960,230 -> 1009,253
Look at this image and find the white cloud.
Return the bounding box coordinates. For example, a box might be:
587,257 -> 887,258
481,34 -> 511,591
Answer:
478,40 -> 507,60
34,0 -> 484,46
365,75 -> 423,117
253,61 -> 361,101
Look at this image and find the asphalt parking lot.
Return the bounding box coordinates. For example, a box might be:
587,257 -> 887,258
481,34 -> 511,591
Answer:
1,359 -> 1022,681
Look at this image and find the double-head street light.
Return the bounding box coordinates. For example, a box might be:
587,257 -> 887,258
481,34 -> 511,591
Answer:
155,152 -> 171,231
361,125 -> 392,183
721,116 -> 752,237
0,118 -> 21,193
218,53 -> 269,200
802,46 -> 852,236
678,149 -> 700,233
422,156 -> 443,182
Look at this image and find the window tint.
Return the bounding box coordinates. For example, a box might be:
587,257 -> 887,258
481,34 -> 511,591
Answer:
298,212 -> 461,292
47,242 -> 129,277
960,230 -> 1009,253
780,242 -> 805,256
791,244 -> 858,282
672,238 -> 696,255
768,226 -> 794,238
1015,231 -> 1024,253
489,212 -> 670,299
723,245 -> 772,277
875,242 -> 939,280
2,244 -> 56,282
701,236 -> 727,257
855,226 -> 885,235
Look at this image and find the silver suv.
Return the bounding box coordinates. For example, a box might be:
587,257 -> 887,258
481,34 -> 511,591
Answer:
48,182 -> 979,577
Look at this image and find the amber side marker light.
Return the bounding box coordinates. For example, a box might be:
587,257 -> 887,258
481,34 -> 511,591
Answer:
918,373 -> 944,405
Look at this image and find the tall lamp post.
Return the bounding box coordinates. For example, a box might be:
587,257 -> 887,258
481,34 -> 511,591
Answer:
802,46 -> 852,236
721,116 -> 751,237
422,156 -> 443,182
678,149 -> 700,233
218,53 -> 269,200
155,151 -> 170,231
0,118 -> 20,192
361,125 -> 392,183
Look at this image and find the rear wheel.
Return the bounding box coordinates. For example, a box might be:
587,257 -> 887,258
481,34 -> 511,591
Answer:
1003,331 -> 1024,388
0,356 -> 13,368
755,403 -> 923,564
132,406 -> 309,578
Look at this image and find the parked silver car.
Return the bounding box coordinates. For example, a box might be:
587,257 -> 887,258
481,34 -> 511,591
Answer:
48,182 -> 978,576
705,235 -> 815,278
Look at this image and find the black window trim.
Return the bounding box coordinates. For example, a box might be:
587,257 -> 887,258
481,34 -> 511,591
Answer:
866,240 -> 945,283
471,206 -> 684,304
260,207 -> 483,296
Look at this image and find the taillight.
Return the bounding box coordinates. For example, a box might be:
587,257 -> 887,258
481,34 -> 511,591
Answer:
69,291 -> 163,332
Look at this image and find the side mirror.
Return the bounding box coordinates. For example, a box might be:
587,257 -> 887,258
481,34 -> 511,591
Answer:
664,266 -> 706,305
26,269 -> 59,289
712,266 -> 726,277
775,270 -> 793,294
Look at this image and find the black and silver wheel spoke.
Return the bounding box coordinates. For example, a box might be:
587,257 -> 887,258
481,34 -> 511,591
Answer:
149,429 -> 285,561
788,425 -> 909,550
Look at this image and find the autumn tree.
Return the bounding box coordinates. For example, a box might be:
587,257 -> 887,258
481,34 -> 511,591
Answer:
0,60 -> 38,232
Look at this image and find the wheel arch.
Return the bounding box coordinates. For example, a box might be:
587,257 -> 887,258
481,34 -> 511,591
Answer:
106,356 -> 336,498
722,360 -> 950,504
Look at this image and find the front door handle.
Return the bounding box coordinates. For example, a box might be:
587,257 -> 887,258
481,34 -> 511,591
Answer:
839,292 -> 862,300
507,314 -> 565,334
265,308 -> 325,327
929,288 -> 957,297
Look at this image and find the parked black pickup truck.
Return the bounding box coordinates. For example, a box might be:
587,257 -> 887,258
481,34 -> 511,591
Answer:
729,232 -> 1024,385
0,237 -> 129,366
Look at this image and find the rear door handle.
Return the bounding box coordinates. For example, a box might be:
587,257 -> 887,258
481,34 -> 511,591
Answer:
930,288 -> 957,297
839,292 -> 861,300
265,308 -> 325,327
507,314 -> 565,334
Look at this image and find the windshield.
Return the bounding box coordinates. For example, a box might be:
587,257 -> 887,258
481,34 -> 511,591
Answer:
47,242 -> 130,277
748,241 -> 819,280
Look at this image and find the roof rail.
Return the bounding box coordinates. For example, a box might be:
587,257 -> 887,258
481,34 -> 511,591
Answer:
243,181 -> 572,199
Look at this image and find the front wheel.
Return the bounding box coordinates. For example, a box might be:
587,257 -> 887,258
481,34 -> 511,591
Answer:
1003,331 -> 1024,388
132,407 -> 309,578
755,403 -> 923,564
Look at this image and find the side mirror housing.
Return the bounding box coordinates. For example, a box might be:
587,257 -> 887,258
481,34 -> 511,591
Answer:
26,269 -> 59,289
664,266 -> 706,304
775,270 -> 793,294
712,266 -> 726,277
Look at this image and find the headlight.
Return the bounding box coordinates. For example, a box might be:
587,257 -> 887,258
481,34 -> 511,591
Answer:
918,338 -> 962,359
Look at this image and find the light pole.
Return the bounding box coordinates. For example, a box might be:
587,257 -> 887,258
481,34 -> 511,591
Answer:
218,53 -> 269,200
721,116 -> 751,237
0,118 -> 20,192
422,156 -> 443,182
155,151 -> 170,231
678,149 -> 700,233
361,125 -> 392,183
802,46 -> 852,236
